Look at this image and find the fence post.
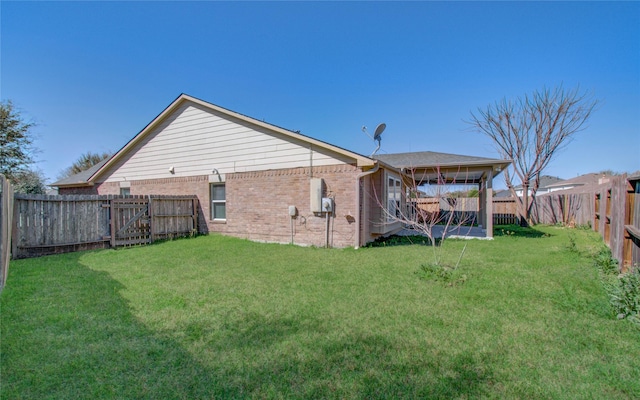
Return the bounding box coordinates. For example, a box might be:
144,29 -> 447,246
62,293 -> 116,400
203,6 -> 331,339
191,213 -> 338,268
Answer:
0,175 -> 15,290
148,195 -> 154,243
110,198 -> 116,248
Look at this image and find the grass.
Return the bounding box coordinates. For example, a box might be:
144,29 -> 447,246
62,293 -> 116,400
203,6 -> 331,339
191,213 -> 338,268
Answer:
1,225 -> 639,399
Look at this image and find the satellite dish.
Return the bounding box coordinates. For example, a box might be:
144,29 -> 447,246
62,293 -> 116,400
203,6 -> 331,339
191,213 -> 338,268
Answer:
373,123 -> 386,142
361,122 -> 385,157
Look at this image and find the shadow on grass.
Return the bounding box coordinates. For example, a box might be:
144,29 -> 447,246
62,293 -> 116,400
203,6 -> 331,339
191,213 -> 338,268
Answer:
203,313 -> 495,398
2,252 -> 494,398
365,235 -> 437,248
1,252 -> 220,399
494,224 -> 550,238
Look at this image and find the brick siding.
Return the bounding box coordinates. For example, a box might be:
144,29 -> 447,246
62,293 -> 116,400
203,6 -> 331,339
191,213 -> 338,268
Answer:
227,164 -> 361,248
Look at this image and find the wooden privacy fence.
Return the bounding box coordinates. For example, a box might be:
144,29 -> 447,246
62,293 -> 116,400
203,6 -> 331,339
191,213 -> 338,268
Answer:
523,174 -> 639,271
493,198 -> 519,225
530,193 -> 593,226
0,175 -> 14,290
593,175 -> 640,271
414,197 -> 519,226
412,194 -> 594,227
12,194 -> 199,259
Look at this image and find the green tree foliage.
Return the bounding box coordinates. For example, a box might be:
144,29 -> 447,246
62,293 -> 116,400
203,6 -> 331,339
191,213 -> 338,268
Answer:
0,100 -> 37,181
58,151 -> 112,179
12,169 -> 46,194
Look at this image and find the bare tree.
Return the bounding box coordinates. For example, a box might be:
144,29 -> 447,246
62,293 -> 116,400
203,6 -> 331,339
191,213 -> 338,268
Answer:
373,166 -> 476,268
468,86 -> 597,225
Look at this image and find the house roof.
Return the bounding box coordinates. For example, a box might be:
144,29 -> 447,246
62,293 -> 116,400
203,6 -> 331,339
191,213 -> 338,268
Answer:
493,189 -> 513,198
50,158 -> 109,187
374,151 -> 507,168
55,94 -> 377,188
511,175 -> 564,191
374,151 -> 511,185
544,173 -> 609,189
535,173 -> 616,196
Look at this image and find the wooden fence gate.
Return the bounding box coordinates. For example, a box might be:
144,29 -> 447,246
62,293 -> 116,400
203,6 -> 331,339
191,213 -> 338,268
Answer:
110,197 -> 151,247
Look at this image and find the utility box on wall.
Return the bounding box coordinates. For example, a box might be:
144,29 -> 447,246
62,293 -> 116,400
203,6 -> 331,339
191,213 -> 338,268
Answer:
310,178 -> 324,212
322,197 -> 333,213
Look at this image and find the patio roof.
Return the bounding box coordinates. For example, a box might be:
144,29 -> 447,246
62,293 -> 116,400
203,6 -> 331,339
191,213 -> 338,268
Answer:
374,151 -> 511,185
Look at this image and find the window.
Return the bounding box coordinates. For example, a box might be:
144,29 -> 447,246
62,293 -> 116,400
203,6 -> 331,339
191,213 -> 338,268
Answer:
387,175 -> 401,221
120,187 -> 130,196
210,183 -> 226,220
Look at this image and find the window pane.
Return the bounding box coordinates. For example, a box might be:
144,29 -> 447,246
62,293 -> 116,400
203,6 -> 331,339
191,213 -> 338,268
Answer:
213,203 -> 226,219
212,185 -> 225,200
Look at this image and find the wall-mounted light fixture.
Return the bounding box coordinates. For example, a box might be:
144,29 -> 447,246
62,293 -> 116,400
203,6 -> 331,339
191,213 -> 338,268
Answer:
169,166 -> 175,174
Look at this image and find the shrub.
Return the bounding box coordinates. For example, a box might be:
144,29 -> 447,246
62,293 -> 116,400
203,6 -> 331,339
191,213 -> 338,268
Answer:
609,267 -> 640,324
594,248 -> 640,328
566,232 -> 579,253
416,262 -> 467,287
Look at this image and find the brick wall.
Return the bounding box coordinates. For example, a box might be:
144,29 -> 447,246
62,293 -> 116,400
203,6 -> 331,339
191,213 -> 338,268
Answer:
58,186 -> 100,195
226,164 -> 361,248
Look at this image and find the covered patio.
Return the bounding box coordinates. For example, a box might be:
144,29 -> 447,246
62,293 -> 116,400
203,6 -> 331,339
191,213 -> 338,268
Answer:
375,151 -> 511,238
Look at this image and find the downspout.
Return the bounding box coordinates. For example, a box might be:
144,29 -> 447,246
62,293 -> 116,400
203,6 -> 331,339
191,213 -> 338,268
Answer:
354,162 -> 380,249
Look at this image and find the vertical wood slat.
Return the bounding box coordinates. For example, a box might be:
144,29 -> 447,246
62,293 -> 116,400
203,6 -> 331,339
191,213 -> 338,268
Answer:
0,175 -> 15,290
110,197 -> 116,248
148,196 -> 154,243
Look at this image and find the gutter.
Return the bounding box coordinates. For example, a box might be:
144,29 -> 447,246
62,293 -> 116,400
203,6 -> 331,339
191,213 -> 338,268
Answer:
354,162 -> 380,249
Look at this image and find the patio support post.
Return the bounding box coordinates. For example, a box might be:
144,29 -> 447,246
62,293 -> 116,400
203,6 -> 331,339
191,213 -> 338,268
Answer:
354,163 -> 380,249
485,169 -> 494,238
478,180 -> 486,229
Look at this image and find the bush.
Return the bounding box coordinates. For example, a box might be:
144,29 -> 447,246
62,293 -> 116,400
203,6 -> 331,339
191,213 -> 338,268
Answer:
594,248 -> 640,328
609,267 -> 640,324
566,232 -> 579,253
594,247 -> 618,276
416,262 -> 467,287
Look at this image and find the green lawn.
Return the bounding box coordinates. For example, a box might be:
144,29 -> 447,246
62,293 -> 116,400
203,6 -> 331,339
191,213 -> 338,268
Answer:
1,226 -> 638,399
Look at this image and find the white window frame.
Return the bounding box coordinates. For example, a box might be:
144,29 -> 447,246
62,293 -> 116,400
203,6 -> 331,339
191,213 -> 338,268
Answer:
387,173 -> 402,222
210,183 -> 226,221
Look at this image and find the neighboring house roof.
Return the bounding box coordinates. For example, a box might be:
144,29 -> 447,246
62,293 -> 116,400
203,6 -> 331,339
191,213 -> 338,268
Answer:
505,174 -> 617,197
536,173 -> 615,196
543,173 -> 609,190
511,175 -> 564,192
50,158 -> 110,187
493,189 -> 513,198
374,151 -> 511,184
